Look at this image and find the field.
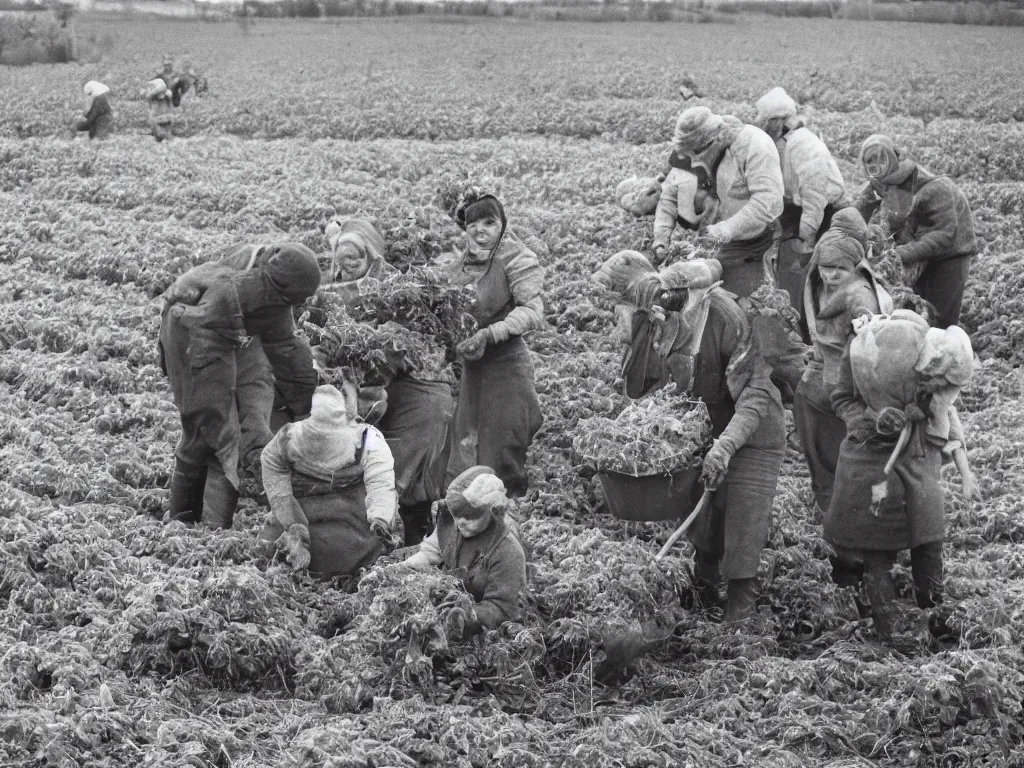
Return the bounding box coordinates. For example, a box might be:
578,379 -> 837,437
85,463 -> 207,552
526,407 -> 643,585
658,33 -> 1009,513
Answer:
2,14 -> 1024,767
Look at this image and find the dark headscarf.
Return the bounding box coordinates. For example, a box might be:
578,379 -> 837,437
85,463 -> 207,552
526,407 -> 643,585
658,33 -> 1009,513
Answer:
813,209 -> 869,273
860,134 -> 916,187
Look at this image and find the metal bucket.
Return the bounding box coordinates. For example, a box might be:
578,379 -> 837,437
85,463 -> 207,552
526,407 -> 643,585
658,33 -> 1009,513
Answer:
597,466 -> 702,522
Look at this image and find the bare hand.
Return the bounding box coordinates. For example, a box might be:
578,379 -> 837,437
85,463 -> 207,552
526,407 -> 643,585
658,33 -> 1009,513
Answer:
456,330 -> 489,361
961,473 -> 982,502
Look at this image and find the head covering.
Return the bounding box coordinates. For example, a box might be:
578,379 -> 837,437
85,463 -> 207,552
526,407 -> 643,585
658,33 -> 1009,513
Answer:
259,243 -> 321,304
464,196 -> 506,228
810,208 -> 869,276
326,218 -> 385,258
445,466 -> 507,521
84,81 -> 110,99
592,250 -> 656,296
754,87 -> 797,128
308,383 -> 355,427
289,384 -> 363,472
659,258 -> 723,291
860,134 -> 916,187
915,325 -> 974,389
672,107 -> 744,177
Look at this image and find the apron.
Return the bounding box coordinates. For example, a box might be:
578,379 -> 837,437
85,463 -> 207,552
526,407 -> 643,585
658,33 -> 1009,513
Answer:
715,229 -> 775,299
379,376 -> 454,507
446,248 -> 542,497
793,365 -> 846,513
258,427 -> 382,576
824,426 -> 945,552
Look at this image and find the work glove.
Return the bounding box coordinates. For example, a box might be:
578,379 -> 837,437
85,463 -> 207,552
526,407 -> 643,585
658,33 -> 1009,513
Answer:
357,386 -> 388,425
369,519 -> 400,554
875,403 -> 928,439
700,442 -> 730,492
845,413 -> 876,444
650,243 -> 669,266
456,329 -> 489,362
279,524 -> 311,570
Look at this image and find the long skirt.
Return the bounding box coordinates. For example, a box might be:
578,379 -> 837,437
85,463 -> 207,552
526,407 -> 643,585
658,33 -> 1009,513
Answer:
259,472 -> 382,577
446,336 -> 542,498
379,376 -> 454,507
825,429 -> 945,552
687,444 -> 785,580
913,254 -> 971,329
793,370 -> 845,513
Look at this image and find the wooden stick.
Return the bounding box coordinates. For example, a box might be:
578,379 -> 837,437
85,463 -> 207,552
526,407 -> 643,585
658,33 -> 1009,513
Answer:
883,422 -> 914,476
656,488 -> 713,561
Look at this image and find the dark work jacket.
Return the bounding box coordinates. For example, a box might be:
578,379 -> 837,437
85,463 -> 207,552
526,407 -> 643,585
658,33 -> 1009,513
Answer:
434,503 -> 527,630
79,95 -> 113,139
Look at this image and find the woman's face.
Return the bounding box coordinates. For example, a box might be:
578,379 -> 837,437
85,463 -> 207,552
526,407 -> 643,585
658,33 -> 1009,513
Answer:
466,215 -> 502,255
818,265 -> 850,288
336,243 -> 370,282
454,510 -> 492,538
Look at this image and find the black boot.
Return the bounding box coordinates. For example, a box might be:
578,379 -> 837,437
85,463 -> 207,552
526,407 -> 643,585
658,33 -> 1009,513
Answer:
168,459 -> 206,524
863,551 -> 898,641
723,578 -> 758,624
684,548 -> 724,615
202,464 -> 239,530
910,541 -> 944,609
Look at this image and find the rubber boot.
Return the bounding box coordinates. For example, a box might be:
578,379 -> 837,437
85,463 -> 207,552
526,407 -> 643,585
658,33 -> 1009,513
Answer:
201,464 -> 239,530
688,548 -> 724,614
863,551 -> 898,641
399,501 -> 433,547
168,459 -> 206,524
723,578 -> 758,624
910,541 -> 944,609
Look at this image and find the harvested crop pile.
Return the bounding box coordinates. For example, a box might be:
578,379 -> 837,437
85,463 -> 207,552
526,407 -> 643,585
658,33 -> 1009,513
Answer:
573,387 -> 713,476
305,269 -> 477,383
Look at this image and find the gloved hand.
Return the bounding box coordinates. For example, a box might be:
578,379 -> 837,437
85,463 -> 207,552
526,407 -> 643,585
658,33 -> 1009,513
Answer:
280,524 -> 311,570
357,386 -> 388,425
845,413 -> 876,444
462,605 -> 484,639
369,518 -> 400,554
456,329 -> 489,362
875,406 -> 907,438
700,442 -> 730,491
650,243 -> 668,266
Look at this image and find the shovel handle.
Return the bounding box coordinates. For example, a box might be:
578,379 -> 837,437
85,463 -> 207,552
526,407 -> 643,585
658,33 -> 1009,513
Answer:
656,488 -> 713,561
883,422 -> 914,476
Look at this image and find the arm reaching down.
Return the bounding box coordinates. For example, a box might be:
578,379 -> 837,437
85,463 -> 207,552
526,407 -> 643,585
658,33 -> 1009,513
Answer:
360,426 -> 398,528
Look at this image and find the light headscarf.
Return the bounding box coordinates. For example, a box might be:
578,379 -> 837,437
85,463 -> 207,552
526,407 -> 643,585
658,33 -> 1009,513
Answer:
672,107 -> 744,179
446,466 -> 508,521
289,383 -> 363,474
753,87 -> 797,128
84,81 -> 110,100
860,134 -> 916,187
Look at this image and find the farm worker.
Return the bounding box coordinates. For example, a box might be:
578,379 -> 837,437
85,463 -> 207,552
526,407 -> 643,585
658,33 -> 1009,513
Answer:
322,216 -> 397,300
668,106 -> 784,298
793,209 -> 893,517
404,466 -> 527,635
258,383 -> 399,576
827,311 -> 980,640
321,216 -> 454,546
158,243 -> 321,529
145,78 -> 174,142
855,134 -> 977,328
75,81 -> 113,140
156,54 -> 190,107
651,151 -> 717,263
753,87 -> 849,317
445,192 -> 545,498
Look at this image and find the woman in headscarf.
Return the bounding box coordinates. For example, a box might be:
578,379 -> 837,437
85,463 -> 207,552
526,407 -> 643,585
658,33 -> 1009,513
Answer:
827,312 -> 980,640
320,217 -> 452,547
322,217 -> 397,300
855,134 -> 977,328
794,209 -> 892,518
595,255 -> 786,623
445,193 -> 545,498
75,81 -> 113,140
669,106 -> 784,298
258,383 -> 398,576
404,466 -> 527,635
753,87 -> 849,315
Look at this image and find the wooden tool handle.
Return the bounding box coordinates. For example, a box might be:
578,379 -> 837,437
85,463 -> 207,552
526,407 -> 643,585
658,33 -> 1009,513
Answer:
656,488 -> 713,561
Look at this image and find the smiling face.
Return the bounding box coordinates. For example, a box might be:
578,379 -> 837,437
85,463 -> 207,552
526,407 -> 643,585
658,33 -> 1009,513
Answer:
335,242 -> 370,282
466,215 -> 502,256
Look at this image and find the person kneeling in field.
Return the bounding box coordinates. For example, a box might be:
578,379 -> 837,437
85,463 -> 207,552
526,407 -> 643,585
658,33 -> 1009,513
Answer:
403,466 -> 527,636
827,311 -> 980,641
259,383 -> 400,577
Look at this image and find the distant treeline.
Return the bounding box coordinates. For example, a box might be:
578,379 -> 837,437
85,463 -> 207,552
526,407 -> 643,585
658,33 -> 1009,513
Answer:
220,0 -> 1024,26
